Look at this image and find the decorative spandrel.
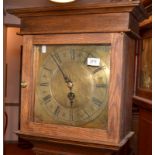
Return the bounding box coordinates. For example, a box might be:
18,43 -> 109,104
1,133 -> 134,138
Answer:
33,44 -> 110,129
139,37 -> 152,90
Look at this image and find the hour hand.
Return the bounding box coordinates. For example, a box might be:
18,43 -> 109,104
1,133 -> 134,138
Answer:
51,54 -> 74,90
51,54 -> 72,83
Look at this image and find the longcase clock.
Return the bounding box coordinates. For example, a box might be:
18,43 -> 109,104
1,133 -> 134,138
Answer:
7,1 -> 146,155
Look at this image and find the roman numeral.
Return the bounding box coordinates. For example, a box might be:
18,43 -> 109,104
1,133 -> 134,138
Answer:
83,109 -> 90,117
54,53 -> 62,63
54,106 -> 60,116
40,82 -> 49,86
70,50 -> 75,60
43,66 -> 52,72
43,94 -> 52,104
92,97 -> 102,107
96,83 -> 107,88
93,66 -> 105,74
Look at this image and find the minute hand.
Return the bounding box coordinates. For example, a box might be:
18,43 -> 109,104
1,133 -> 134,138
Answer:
51,54 -> 71,83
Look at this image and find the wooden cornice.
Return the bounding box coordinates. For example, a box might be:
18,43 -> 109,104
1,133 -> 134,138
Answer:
7,1 -> 147,22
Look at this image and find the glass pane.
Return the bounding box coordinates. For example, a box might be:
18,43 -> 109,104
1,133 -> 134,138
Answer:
33,44 -> 111,129
139,37 -> 152,90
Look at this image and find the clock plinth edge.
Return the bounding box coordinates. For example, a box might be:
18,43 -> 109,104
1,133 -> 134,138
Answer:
15,130 -> 134,152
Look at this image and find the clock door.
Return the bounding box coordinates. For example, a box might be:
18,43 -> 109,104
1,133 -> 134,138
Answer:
20,32 -> 134,147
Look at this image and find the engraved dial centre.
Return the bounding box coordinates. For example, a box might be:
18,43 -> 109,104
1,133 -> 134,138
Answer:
51,61 -> 94,108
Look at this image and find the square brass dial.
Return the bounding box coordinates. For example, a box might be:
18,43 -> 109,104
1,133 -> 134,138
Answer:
34,44 -> 110,129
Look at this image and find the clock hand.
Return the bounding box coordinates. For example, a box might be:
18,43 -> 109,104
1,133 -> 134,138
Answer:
68,91 -> 75,107
51,54 -> 72,84
51,54 -> 75,106
66,81 -> 75,107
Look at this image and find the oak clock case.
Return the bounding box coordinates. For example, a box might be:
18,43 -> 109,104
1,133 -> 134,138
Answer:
18,31 -> 135,149
7,1 -> 147,154
34,44 -> 110,129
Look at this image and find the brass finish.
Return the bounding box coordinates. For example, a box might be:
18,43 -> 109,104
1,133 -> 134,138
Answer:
34,45 -> 110,129
21,81 -> 28,88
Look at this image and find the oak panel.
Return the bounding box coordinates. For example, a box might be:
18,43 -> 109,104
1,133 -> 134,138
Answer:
20,13 -> 130,35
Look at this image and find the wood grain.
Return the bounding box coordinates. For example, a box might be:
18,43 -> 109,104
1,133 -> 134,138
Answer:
10,1 -> 147,154
32,33 -> 111,45
19,33 -> 135,149
7,1 -> 146,35
138,107 -> 152,155
7,1 -> 144,19
19,13 -> 130,35
120,34 -> 135,140
136,19 -> 152,99
20,35 -> 33,131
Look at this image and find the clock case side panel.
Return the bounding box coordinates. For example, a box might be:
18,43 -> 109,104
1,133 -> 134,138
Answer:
119,33 -> 136,141
108,33 -> 135,144
19,33 -> 134,148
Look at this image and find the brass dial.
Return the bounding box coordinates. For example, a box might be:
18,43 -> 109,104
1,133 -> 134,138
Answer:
34,45 -> 110,128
